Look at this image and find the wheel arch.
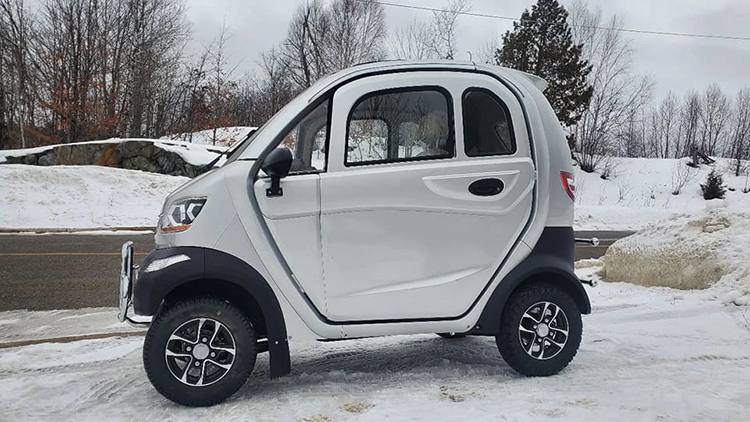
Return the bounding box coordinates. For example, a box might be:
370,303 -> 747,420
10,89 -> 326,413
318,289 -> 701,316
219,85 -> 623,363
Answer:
133,246 -> 291,378
471,256 -> 591,336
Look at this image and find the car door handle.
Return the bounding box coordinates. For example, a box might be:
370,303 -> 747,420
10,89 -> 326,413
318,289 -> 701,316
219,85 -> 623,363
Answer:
468,178 -> 504,196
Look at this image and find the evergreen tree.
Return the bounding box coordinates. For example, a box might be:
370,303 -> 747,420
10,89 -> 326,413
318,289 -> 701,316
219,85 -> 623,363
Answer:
700,169 -> 726,200
495,0 -> 593,128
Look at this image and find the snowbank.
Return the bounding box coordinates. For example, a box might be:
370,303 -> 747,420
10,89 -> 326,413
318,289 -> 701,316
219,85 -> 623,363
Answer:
602,206 -> 750,303
160,126 -> 256,147
574,157 -> 750,230
0,165 -> 187,229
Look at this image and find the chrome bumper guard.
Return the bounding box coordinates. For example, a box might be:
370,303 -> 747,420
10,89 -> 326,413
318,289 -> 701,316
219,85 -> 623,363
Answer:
119,241 -> 150,328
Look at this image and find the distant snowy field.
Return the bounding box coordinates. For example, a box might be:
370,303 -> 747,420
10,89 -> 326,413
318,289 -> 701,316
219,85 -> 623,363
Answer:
574,157 -> 750,230
1,268 -> 749,421
1,151 -> 748,230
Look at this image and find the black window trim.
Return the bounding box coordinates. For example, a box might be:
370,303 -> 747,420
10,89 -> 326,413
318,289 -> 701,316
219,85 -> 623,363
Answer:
286,97 -> 332,176
344,85 -> 456,167
462,87 -> 517,157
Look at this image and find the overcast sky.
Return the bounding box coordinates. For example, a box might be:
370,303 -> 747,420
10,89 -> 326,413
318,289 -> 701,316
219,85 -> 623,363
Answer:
185,0 -> 750,100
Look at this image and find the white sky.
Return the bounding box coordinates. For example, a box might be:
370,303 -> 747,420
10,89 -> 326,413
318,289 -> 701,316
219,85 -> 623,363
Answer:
186,0 -> 750,99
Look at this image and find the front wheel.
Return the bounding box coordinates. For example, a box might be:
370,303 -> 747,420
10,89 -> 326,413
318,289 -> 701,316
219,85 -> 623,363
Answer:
143,297 -> 257,407
496,285 -> 582,377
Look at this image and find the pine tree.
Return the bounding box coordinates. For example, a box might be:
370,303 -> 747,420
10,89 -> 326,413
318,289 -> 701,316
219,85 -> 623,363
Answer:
700,170 -> 726,200
495,0 -> 593,128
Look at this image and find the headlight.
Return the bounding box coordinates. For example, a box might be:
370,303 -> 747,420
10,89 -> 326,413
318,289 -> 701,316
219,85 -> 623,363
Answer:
143,254 -> 191,273
159,198 -> 207,234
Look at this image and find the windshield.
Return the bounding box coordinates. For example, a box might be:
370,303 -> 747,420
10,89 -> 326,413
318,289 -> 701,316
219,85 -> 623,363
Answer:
225,82 -> 331,164
224,123 -> 266,164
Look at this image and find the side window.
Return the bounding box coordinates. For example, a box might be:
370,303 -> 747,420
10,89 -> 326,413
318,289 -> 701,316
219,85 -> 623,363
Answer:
462,88 -> 516,157
280,100 -> 329,173
346,88 -> 454,166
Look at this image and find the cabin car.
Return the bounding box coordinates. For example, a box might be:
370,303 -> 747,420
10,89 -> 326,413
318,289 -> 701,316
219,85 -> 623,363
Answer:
119,61 -> 592,407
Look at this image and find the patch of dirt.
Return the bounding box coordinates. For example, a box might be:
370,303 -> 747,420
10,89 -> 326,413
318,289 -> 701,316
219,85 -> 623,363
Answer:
302,415 -> 333,422
339,400 -> 374,413
438,385 -> 482,402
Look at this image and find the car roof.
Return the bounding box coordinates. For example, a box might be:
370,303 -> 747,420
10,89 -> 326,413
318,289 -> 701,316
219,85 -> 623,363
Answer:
308,60 -> 547,102
308,60 -> 476,100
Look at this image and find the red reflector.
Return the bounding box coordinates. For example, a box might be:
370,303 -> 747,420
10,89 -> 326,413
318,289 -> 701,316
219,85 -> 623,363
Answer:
560,171 -> 575,201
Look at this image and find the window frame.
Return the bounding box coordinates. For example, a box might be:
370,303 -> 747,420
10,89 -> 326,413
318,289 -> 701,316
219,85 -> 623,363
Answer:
462,87 -> 517,158
344,85 -> 456,167
284,98 -> 332,175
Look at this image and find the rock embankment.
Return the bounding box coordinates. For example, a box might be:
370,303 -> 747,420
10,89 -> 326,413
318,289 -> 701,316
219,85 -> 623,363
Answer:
2,140 -> 213,177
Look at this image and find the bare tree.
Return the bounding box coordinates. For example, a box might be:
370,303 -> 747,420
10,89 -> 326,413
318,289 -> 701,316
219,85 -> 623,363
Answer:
281,0 -> 386,90
390,0 -> 470,60
698,83 -> 730,157
727,87 -> 750,176
326,0 -> 387,69
679,91 -> 701,164
391,18 -> 434,60
646,92 -> 679,158
205,22 -> 240,145
474,32 -> 501,64
568,1 -> 654,172
123,0 -> 189,138
248,48 -> 297,124
0,0 -> 33,148
671,159 -> 697,195
616,103 -> 648,158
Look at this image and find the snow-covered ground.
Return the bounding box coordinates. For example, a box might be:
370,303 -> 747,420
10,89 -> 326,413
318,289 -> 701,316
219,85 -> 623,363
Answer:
0,165 -> 187,229
160,126 -> 256,147
575,157 -> 750,230
1,267 -> 748,421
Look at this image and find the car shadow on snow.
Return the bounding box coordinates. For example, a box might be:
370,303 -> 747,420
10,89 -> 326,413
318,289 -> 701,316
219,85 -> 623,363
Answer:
234,335 -> 515,399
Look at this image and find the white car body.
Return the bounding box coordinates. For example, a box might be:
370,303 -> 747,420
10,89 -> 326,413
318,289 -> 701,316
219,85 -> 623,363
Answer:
119,61 -> 591,406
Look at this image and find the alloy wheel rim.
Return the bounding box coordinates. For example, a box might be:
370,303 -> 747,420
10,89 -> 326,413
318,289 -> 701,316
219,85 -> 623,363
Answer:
518,301 -> 569,360
165,318 -> 236,387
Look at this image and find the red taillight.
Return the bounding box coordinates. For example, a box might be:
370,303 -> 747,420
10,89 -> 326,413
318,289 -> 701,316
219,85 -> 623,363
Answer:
560,171 -> 575,201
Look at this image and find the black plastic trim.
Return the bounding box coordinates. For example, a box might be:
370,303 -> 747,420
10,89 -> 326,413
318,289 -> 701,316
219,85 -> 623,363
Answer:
132,247 -> 291,378
470,227 -> 592,335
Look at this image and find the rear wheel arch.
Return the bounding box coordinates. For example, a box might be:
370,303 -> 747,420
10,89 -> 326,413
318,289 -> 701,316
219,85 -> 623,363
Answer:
472,264 -> 591,336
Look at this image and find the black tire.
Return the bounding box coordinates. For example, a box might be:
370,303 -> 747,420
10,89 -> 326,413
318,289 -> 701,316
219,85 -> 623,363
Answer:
143,297 -> 257,407
437,333 -> 466,339
496,285 -> 582,377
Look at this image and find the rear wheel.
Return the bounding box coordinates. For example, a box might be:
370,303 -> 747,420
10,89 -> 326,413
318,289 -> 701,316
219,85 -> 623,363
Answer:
143,297 -> 257,407
496,285 -> 582,376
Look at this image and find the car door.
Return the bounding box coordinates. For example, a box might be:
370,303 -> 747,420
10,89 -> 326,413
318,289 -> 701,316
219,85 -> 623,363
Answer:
253,100 -> 330,314
319,71 -> 535,322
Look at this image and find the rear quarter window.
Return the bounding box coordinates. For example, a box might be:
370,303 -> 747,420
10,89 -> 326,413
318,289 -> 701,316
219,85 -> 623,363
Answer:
462,88 -> 516,157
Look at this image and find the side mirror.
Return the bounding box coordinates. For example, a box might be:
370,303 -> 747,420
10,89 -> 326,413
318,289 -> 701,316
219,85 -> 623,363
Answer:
262,147 -> 293,197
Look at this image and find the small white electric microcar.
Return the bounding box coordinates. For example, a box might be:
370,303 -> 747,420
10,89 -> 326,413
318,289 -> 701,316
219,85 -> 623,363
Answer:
119,61 -> 593,407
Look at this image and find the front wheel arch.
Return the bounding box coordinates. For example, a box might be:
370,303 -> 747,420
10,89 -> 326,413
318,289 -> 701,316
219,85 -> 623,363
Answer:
134,247 -> 291,378
164,279 -> 267,338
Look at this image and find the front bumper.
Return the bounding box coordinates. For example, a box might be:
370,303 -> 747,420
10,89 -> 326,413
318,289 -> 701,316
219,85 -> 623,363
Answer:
118,242 -> 150,328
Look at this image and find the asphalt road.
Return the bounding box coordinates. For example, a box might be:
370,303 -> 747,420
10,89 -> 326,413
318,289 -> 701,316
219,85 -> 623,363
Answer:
0,231 -> 632,311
